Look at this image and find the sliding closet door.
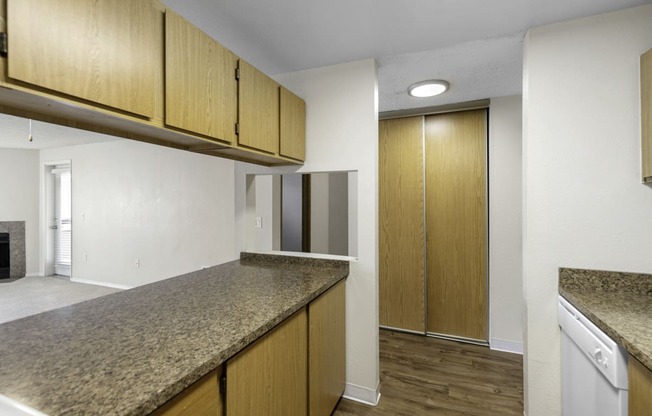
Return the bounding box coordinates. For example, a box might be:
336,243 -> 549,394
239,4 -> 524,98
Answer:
425,109 -> 487,341
379,116 -> 425,333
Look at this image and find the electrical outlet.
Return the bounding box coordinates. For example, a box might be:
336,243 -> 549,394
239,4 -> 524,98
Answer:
255,217 -> 263,228
84,252 -> 87,261
135,259 -> 140,268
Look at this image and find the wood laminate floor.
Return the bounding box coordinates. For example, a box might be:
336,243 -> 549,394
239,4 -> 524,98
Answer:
334,330 -> 523,416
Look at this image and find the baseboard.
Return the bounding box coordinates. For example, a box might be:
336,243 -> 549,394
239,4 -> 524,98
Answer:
25,272 -> 41,277
490,338 -> 523,354
70,278 -> 132,290
343,381 -> 381,406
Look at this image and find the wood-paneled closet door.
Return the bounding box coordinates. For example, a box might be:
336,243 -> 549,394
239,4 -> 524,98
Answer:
379,116 -> 426,333
425,109 -> 487,341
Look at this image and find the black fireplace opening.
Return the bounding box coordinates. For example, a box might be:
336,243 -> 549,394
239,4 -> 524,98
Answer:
0,233 -> 9,278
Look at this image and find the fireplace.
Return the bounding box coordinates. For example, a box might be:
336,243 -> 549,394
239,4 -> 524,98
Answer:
0,233 -> 9,279
0,222 -> 25,280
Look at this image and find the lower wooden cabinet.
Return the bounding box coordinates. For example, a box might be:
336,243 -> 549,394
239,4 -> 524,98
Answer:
309,280 -> 346,416
152,368 -> 223,416
629,355 -> 652,416
151,280 -> 346,416
227,308 -> 308,416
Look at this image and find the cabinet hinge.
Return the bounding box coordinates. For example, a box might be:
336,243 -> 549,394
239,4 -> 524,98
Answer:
219,374 -> 227,395
0,33 -> 7,56
235,123 -> 240,135
235,67 -> 240,80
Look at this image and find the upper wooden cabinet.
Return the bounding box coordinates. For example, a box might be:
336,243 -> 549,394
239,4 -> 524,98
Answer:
642,48 -> 652,183
7,0 -> 162,118
238,60 -> 280,155
280,87 -> 307,161
0,1 -> 305,166
165,11 -> 237,144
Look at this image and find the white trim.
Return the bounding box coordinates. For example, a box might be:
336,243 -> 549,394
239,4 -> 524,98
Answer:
342,381 -> 381,406
70,277 -> 132,290
40,159 -> 72,278
54,264 -> 71,277
25,272 -> 41,277
490,338 -> 523,354
247,250 -> 358,262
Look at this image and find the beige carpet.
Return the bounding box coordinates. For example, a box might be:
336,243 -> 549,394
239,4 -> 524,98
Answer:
0,275 -> 122,324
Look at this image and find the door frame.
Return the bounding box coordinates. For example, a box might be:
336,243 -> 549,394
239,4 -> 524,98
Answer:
40,159 -> 72,278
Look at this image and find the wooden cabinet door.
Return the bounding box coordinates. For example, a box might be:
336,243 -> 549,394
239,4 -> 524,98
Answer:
379,116 -> 426,333
425,109 -> 487,342
7,0 -> 162,118
629,356 -> 652,416
642,49 -> 652,183
165,11 -> 237,144
309,280 -> 346,416
238,60 -> 280,154
226,308 -> 307,416
280,87 -> 306,161
152,368 -> 223,416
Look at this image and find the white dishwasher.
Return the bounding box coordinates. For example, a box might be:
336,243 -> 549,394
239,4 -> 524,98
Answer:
558,296 -> 628,416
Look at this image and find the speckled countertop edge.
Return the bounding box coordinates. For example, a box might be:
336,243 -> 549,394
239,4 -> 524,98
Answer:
240,251 -> 352,268
559,267 -> 652,371
0,253 -> 349,416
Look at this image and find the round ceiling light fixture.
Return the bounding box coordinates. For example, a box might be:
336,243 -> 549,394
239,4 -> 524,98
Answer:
407,79 -> 449,98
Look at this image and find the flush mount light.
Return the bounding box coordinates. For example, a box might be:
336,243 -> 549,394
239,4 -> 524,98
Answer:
407,80 -> 449,98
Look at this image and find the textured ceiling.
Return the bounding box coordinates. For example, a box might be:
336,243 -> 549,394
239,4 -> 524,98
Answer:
162,0 -> 651,112
377,33 -> 524,112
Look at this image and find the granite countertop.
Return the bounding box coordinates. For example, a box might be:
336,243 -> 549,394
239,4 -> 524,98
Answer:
559,268 -> 652,371
0,253 -> 349,416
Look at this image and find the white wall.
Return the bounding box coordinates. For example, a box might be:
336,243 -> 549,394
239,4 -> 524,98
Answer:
0,149 -> 39,275
310,173 -> 330,254
235,58 -> 380,404
328,171 -> 349,256
281,174 -> 302,252
348,172 -> 359,258
277,59 -> 379,403
253,175 -> 279,252
489,96 -> 524,353
523,4 -> 652,415
40,139 -> 238,288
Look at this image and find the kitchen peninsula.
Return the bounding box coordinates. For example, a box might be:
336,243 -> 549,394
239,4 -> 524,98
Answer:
0,253 -> 348,415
